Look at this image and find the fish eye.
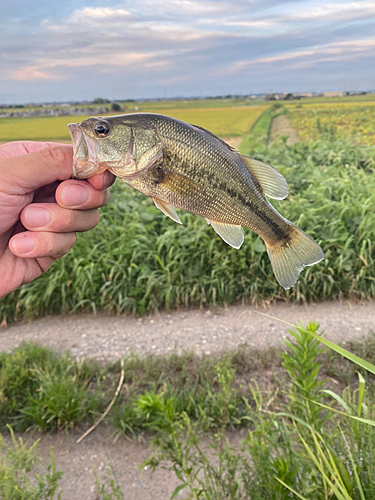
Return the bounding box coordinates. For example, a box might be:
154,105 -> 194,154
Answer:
94,121 -> 111,138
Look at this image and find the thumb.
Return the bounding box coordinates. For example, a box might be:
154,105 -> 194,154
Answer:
0,145 -> 73,194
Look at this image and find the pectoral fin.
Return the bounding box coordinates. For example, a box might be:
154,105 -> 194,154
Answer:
152,197 -> 182,225
240,155 -> 288,200
208,220 -> 244,249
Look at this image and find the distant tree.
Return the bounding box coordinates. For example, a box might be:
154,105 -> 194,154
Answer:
284,93 -> 294,100
111,102 -> 122,112
265,94 -> 276,101
93,98 -> 110,104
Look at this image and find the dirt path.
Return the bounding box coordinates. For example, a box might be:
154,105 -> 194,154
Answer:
2,300 -> 374,498
221,136 -> 242,149
3,301 -> 374,361
270,114 -> 298,145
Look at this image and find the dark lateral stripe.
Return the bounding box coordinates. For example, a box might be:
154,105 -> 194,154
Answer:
164,150 -> 289,241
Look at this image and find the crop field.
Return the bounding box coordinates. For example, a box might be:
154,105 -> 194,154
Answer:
288,102 -> 375,145
0,105 -> 266,142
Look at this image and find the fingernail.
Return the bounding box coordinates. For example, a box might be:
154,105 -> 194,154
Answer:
25,207 -> 51,227
62,184 -> 89,206
12,235 -> 34,254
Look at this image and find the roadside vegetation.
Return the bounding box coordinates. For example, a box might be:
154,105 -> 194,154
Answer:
1,323 -> 375,498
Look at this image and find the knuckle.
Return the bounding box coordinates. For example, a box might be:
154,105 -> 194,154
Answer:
41,145 -> 72,167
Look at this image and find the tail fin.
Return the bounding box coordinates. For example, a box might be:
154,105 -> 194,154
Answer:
266,225 -> 324,290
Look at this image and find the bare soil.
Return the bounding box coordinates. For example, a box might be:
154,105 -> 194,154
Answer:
270,115 -> 298,145
221,136 -> 242,149
2,301 -> 375,498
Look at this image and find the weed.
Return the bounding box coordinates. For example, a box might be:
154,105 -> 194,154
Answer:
94,460 -> 123,500
0,343 -> 102,431
0,425 -> 63,499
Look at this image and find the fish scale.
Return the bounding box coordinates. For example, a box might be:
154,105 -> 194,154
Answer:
68,113 -> 324,289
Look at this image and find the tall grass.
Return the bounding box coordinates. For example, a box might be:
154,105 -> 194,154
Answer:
143,323 -> 375,499
1,136 -> 374,323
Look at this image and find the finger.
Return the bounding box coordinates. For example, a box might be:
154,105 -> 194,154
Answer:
0,141 -> 67,159
1,145 -> 73,194
55,180 -> 110,209
87,170 -> 116,191
34,181 -> 61,204
9,231 -> 77,259
21,204 -> 100,233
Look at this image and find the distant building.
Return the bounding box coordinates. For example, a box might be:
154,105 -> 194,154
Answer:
295,92 -> 313,98
322,91 -> 344,97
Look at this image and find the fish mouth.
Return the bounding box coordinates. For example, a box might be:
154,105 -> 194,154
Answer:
68,123 -> 106,179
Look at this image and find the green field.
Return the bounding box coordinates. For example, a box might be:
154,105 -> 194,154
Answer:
0,105 -> 266,142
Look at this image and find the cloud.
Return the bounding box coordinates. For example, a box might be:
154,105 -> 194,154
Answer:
11,66 -> 57,81
74,7 -> 131,19
1,0 -> 375,102
219,38 -> 375,75
132,0 -> 235,15
290,1 -> 375,22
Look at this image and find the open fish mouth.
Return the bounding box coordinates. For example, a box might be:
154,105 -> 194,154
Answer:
68,123 -> 107,179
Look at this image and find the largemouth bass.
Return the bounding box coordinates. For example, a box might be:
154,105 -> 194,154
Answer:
68,113 -> 324,289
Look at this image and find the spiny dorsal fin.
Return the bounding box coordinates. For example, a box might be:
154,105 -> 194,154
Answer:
152,197 -> 182,225
191,124 -> 237,151
240,156 -> 288,200
207,220 -> 244,249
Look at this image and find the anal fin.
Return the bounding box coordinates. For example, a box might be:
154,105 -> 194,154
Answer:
208,220 -> 244,249
152,197 -> 182,225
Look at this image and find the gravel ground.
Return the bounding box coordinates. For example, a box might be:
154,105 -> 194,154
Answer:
2,300 -> 374,361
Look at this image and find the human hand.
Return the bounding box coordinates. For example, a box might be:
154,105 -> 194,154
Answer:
0,141 -> 115,298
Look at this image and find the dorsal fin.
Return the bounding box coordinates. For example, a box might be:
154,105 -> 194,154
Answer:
190,124 -> 237,151
240,155 -> 288,200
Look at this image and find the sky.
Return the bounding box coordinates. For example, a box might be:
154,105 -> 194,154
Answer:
1,0 -> 375,104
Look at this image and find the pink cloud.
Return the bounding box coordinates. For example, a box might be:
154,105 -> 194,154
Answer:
11,66 -> 55,81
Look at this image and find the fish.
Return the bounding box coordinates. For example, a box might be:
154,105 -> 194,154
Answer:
67,113 -> 324,289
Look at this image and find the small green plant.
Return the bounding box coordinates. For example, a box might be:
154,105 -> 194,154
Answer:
0,425 -> 63,499
94,460 -> 123,500
281,321 -> 327,428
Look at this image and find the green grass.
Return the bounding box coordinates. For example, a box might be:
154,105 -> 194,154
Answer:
1,328 -> 375,435
2,323 -> 375,498
143,323 -> 375,500
0,426 -> 63,499
239,105 -> 273,152
1,135 -> 374,324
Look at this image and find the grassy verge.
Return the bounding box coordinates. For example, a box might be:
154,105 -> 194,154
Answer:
1,324 -> 375,498
1,329 -> 375,434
